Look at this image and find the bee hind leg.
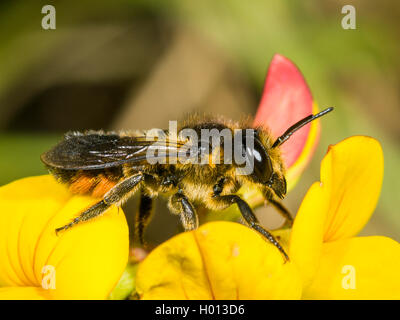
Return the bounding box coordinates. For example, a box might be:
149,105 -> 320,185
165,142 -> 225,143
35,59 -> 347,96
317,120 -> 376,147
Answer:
218,194 -> 289,262
56,173 -> 144,234
55,200 -> 110,234
168,192 -> 198,231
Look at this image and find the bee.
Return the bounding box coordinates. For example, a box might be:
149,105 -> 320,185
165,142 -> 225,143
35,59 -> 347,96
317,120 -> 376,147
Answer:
41,107 -> 333,261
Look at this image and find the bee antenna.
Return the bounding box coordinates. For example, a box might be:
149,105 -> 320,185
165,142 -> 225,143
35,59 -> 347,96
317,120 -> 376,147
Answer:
272,107 -> 334,148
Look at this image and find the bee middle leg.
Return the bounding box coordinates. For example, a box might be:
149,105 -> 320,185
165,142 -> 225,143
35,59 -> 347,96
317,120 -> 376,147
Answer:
135,193 -> 154,246
168,192 -> 199,231
216,194 -> 289,261
56,173 -> 144,234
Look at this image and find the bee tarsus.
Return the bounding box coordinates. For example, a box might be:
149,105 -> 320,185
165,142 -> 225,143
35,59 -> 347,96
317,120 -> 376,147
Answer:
217,194 -> 290,262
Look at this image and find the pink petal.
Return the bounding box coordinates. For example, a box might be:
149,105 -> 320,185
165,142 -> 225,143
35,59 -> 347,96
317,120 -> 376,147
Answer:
253,54 -> 314,168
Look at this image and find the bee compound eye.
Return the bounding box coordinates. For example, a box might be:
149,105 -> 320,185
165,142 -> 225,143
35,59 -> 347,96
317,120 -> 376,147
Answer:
234,130 -> 272,182
250,139 -> 273,183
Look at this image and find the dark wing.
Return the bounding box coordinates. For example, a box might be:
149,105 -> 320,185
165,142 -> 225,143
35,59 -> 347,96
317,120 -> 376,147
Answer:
41,132 -> 188,170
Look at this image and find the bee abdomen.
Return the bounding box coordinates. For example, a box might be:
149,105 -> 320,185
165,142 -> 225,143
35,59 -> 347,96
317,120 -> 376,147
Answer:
47,167 -> 123,198
70,173 -> 117,197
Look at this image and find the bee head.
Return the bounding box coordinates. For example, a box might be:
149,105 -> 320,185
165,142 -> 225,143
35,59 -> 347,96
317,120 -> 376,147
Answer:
249,106 -> 334,199
239,130 -> 287,199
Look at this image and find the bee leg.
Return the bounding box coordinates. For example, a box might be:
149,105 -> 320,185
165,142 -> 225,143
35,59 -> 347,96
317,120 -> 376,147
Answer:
55,173 -> 144,234
264,189 -> 293,228
55,200 -> 110,234
268,199 -> 294,228
169,193 -> 199,231
220,195 -> 289,262
135,194 -> 154,246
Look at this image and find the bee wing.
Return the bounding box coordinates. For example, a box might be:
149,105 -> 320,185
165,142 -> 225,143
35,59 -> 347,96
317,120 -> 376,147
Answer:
41,132 -> 191,170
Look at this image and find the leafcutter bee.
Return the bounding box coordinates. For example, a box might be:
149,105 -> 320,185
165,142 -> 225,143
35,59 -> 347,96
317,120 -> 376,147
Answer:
41,107 -> 333,260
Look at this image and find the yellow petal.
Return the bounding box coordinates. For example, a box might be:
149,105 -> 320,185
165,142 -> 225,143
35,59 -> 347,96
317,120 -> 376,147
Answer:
0,287 -> 50,300
0,175 -> 129,299
289,136 -> 384,289
289,182 -> 329,287
303,236 -> 400,299
321,136 -> 384,241
136,221 -> 302,300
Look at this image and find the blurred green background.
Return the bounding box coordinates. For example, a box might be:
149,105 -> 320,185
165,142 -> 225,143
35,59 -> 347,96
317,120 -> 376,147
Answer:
0,0 -> 399,242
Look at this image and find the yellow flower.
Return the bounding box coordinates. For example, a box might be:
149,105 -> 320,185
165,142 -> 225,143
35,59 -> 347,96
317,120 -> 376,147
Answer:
0,175 -> 129,299
135,136 -> 400,300
2,136 -> 397,300
290,136 -> 400,299
136,221 -> 302,299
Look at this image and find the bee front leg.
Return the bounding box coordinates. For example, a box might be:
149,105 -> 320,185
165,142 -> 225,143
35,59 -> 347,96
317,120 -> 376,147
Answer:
265,189 -> 293,228
268,198 -> 293,228
56,173 -> 144,234
218,194 -> 289,262
168,192 -> 198,231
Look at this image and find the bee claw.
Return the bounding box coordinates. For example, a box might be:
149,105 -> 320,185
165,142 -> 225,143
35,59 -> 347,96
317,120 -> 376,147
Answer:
283,255 -> 290,264
55,225 -> 68,236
